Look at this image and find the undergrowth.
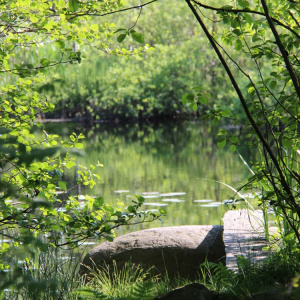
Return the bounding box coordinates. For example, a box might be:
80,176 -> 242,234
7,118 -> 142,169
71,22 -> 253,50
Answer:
1,247 -> 300,299
199,250 -> 300,299
76,250 -> 300,300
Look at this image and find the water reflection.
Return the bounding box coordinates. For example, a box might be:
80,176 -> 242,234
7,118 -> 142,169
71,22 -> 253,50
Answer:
46,121 -> 254,235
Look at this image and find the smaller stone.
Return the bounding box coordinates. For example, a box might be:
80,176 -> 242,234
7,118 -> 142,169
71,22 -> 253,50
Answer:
156,283 -> 214,300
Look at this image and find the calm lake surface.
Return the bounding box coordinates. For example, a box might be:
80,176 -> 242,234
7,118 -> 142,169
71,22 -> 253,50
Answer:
46,121 -> 254,236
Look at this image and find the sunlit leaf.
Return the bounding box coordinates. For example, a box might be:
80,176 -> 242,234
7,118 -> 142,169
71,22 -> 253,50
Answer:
54,40 -> 65,49
58,181 -> 67,191
75,143 -> 83,149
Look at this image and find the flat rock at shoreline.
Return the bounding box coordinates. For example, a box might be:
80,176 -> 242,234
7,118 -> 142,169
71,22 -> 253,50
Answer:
223,209 -> 276,268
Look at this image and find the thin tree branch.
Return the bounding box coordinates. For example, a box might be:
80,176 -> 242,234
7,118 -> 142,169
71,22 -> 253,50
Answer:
191,0 -> 300,40
129,6 -> 143,31
289,11 -> 300,28
260,0 -> 300,100
67,0 -> 159,20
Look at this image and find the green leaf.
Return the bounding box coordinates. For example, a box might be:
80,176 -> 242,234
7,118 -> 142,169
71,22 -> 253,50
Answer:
187,94 -> 195,101
238,0 -> 249,8
75,143 -> 83,149
269,80 -> 277,89
51,224 -> 61,232
212,117 -> 219,126
223,16 -> 230,24
117,34 -> 127,43
134,194 -> 145,203
94,197 -> 104,208
248,86 -> 256,95
232,29 -> 242,36
30,15 -> 39,23
221,109 -> 231,117
128,206 -> 136,213
103,204 -> 114,213
252,34 -> 261,42
24,80 -> 32,85
231,18 -> 239,28
90,24 -> 99,31
230,145 -> 236,153
217,137 -> 227,148
182,93 -> 194,105
234,39 -> 243,51
40,58 -> 50,66
198,96 -> 208,104
54,40 -> 65,49
282,138 -> 293,149
182,95 -> 189,105
159,208 -> 166,214
66,161 -> 76,169
69,0 -> 79,12
244,14 -> 253,24
58,181 -> 67,191
131,32 -> 144,44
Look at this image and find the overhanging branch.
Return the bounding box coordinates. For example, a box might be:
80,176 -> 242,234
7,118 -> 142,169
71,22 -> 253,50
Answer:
260,0 -> 300,100
67,0 -> 159,20
192,0 -> 300,40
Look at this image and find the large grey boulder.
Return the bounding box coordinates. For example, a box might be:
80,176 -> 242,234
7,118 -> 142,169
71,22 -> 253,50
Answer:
81,225 -> 225,279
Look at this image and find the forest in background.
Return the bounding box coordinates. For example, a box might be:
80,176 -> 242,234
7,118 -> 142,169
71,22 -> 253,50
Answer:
3,0 -> 251,121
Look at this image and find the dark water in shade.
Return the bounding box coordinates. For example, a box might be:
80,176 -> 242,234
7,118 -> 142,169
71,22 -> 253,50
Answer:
46,120 -> 255,236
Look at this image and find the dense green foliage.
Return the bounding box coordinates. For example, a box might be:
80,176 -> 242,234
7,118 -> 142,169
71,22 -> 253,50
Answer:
68,252 -> 300,299
0,0 -> 163,296
183,0 -> 300,250
3,0 -> 240,121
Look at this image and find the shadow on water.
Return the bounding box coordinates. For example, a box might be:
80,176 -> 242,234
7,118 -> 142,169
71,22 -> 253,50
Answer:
44,120 -> 256,235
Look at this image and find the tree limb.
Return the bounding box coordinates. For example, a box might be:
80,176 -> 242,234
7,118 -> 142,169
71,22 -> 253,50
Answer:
67,0 -> 159,20
191,0 -> 300,40
260,0 -> 300,100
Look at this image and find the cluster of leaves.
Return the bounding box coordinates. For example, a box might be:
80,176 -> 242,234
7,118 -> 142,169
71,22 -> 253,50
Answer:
0,0 -> 164,295
183,0 -> 300,249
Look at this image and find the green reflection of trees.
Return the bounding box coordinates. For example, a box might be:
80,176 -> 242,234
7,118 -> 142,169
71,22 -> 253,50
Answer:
47,121 -> 254,233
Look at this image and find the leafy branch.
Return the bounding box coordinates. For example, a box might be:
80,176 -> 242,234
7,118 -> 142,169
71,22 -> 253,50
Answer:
192,0 -> 300,40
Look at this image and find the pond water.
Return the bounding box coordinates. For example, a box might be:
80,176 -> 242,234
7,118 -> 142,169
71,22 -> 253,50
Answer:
46,121 -> 255,237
